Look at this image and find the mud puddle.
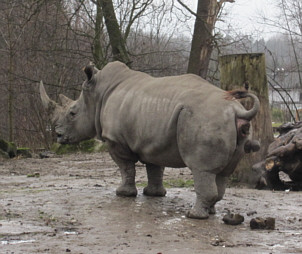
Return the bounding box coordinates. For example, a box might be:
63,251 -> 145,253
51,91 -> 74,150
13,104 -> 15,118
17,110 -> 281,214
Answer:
0,153 -> 302,253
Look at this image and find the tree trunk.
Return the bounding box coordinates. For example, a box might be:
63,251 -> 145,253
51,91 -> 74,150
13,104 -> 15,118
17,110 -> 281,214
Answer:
219,53 -> 274,184
8,15 -> 14,142
187,0 -> 213,78
8,50 -> 13,142
93,0 -> 106,69
99,0 -> 130,65
187,0 -> 233,78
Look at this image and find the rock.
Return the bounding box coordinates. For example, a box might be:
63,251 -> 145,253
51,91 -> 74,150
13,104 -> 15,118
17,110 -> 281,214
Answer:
222,213 -> 244,225
0,139 -> 17,158
39,151 -> 56,159
247,210 -> 257,216
17,148 -> 32,158
210,235 -> 225,246
250,217 -> 275,230
0,149 -> 9,159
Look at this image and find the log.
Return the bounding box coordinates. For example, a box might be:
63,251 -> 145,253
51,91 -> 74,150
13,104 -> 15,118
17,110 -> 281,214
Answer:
219,53 -> 274,184
256,122 -> 302,189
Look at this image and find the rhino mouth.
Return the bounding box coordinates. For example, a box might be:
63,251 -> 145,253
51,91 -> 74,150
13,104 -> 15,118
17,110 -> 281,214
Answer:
57,133 -> 69,144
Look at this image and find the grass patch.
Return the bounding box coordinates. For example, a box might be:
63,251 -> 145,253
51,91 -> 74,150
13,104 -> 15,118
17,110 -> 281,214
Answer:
164,179 -> 194,188
272,122 -> 282,128
51,139 -> 108,155
137,179 -> 194,188
228,175 -> 240,184
38,210 -> 56,224
27,172 -> 40,178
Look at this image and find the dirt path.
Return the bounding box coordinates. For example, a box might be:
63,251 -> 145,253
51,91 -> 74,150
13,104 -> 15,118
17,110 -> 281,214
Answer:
0,153 -> 302,253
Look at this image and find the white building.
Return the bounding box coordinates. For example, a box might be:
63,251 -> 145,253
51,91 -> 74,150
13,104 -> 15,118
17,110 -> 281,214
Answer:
268,70 -> 302,121
269,87 -> 302,110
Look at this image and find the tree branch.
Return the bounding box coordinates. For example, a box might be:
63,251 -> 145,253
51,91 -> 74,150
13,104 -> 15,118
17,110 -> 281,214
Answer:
176,0 -> 197,17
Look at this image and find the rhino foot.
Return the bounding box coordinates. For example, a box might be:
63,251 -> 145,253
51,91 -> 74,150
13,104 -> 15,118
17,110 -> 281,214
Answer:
186,207 -> 209,220
143,185 -> 167,197
116,185 -> 137,197
209,205 -> 216,214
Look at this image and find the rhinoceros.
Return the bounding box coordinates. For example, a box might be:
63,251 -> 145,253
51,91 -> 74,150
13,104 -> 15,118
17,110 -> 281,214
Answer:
40,61 -> 260,219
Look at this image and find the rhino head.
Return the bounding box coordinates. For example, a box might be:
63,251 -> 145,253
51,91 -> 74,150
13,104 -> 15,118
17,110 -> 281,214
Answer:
40,65 -> 98,144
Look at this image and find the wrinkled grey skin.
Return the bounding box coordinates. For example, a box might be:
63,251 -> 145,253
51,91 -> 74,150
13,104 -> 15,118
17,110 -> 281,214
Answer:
40,61 -> 260,219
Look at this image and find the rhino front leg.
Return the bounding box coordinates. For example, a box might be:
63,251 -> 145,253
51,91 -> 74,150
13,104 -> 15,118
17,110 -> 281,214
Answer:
187,170 -> 218,219
107,143 -> 138,197
143,164 -> 166,197
115,160 -> 137,197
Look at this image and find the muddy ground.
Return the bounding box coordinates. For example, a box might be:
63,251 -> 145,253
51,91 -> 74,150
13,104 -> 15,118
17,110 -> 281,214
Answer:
0,152 -> 302,254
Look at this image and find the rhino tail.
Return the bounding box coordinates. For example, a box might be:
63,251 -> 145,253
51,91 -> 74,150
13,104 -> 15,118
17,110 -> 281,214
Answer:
225,90 -> 260,121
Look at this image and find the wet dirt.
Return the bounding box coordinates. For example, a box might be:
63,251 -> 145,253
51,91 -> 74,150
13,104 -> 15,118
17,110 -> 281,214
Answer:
0,152 -> 302,254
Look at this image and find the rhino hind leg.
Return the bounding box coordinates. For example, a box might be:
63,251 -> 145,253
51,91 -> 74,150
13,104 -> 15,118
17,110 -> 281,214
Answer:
177,108 -> 230,219
209,175 -> 228,214
107,142 -> 138,197
186,170 -> 218,219
143,164 -> 166,197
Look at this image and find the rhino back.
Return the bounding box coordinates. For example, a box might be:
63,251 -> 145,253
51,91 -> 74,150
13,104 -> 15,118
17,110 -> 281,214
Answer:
99,70 -> 238,167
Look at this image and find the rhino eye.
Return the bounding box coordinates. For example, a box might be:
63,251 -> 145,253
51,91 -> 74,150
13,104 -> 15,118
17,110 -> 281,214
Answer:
69,111 -> 76,117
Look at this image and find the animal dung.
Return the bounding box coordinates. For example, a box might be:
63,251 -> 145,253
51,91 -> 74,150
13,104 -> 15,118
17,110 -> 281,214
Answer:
222,213 -> 244,225
250,217 -> 275,230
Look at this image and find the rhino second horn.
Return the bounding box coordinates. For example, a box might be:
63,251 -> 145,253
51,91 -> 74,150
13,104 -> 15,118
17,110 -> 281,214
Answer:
59,94 -> 74,107
39,81 -> 59,113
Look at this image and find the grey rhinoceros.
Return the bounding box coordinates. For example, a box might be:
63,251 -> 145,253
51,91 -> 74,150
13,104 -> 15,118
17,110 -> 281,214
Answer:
40,61 -> 260,219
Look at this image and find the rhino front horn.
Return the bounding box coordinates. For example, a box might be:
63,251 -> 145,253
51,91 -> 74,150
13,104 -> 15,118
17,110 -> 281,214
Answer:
39,81 -> 59,114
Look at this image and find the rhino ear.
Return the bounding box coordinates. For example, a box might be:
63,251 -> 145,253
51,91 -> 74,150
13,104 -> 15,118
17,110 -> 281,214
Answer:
89,61 -> 99,73
84,65 -> 95,81
59,94 -> 74,107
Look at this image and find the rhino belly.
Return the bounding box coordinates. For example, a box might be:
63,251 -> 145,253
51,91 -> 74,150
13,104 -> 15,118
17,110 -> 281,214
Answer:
136,144 -> 186,168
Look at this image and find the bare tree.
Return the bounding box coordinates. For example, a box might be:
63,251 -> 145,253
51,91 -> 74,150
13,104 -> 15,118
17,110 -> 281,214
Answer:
176,0 -> 234,78
260,0 -> 302,88
97,0 -> 131,64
